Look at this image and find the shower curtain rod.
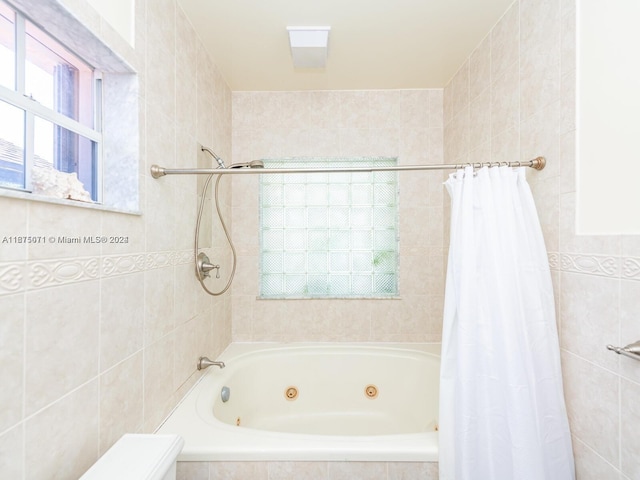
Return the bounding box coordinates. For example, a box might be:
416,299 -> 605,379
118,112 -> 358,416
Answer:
150,156 -> 545,178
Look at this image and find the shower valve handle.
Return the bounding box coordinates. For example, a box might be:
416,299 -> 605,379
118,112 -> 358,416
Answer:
197,252 -> 220,278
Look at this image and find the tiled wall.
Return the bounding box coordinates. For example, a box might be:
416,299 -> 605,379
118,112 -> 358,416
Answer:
443,0 -> 640,478
0,0 -> 233,478
230,90 -> 445,342
178,460 -> 438,480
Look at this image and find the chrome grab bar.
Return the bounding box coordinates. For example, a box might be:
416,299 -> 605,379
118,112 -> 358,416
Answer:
607,341 -> 640,362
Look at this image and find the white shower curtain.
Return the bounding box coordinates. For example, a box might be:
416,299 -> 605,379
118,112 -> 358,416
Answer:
439,166 -> 575,480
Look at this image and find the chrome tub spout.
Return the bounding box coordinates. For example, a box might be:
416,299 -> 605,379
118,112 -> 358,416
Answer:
198,356 -> 225,370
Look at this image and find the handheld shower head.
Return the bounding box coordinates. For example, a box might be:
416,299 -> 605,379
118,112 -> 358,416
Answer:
228,160 -> 265,169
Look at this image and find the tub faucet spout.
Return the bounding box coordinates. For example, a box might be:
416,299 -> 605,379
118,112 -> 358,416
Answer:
198,356 -> 225,370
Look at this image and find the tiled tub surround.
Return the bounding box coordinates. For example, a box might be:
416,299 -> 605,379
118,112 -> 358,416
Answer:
0,0 -> 234,478
443,0 -> 640,478
230,89 -> 446,343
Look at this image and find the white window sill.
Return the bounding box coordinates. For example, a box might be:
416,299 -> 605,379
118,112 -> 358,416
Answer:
0,188 -> 141,216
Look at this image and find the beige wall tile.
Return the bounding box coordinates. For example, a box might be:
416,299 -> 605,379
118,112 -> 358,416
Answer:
621,379 -> 640,479
327,461 -> 387,480
268,461 -> 328,480
572,437 -> 621,480
559,130 -> 576,195
619,281 -> 640,384
388,462 -> 439,480
470,89 -> 491,148
520,100 -> 560,179
177,461 -> 210,480
0,198 -> 28,261
491,61 -> 519,137
562,352 -> 619,466
446,61 -> 470,125
27,202 -> 102,260
144,266 -> 176,345
490,127 -> 519,165
25,381 -> 99,480
560,273 -> 619,370
469,35 -> 491,102
100,272 -> 144,371
146,43 -> 176,122
444,105 -> 470,163
143,334 -> 175,430
209,461 -> 269,480
0,425 -> 23,479
491,2 -> 519,81
145,176 -> 176,252
400,90 -> 430,130
145,0 -> 175,53
25,281 -> 100,415
428,90 -> 444,129
338,91 -> 370,129
530,176 -> 560,252
0,294 -> 24,432
174,317 -> 200,390
100,210 -> 146,255
99,353 -> 143,454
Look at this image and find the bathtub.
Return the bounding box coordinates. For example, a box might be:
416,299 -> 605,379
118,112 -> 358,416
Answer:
157,343 -> 440,462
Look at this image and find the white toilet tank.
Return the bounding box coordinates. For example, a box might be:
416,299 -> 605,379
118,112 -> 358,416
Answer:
80,434 -> 184,480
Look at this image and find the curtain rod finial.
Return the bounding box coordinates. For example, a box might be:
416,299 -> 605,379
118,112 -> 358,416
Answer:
150,165 -> 166,178
531,157 -> 546,170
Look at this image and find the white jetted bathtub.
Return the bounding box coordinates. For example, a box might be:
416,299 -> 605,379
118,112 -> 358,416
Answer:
157,343 -> 440,462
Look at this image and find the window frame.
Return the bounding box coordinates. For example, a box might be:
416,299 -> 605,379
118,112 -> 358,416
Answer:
0,1 -> 103,202
259,157 -> 400,299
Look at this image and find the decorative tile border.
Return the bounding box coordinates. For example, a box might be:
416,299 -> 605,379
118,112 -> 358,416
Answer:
559,253 -> 620,277
29,257 -> 100,289
0,263 -> 25,295
622,257 -> 640,281
0,250 -> 195,295
2,250 -> 638,295
102,253 -> 146,277
549,252 -> 640,280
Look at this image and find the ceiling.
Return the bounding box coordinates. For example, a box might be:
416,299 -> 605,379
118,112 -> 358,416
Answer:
177,0 -> 515,91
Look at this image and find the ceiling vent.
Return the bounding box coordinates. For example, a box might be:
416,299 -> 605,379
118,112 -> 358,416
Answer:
287,26 -> 331,69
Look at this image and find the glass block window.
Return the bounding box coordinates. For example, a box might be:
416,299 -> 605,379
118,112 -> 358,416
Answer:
260,158 -> 399,298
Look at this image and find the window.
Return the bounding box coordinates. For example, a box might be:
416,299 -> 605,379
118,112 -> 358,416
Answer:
0,0 -> 101,202
260,157 -> 399,298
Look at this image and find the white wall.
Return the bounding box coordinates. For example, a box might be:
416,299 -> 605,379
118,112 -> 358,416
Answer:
576,0 -> 640,234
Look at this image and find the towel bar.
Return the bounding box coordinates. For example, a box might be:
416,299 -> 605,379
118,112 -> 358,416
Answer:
607,341 -> 640,362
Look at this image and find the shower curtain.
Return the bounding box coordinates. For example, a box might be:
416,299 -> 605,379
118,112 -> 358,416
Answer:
439,166 -> 575,480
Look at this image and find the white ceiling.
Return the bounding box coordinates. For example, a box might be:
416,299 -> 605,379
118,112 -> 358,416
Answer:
177,0 -> 515,91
